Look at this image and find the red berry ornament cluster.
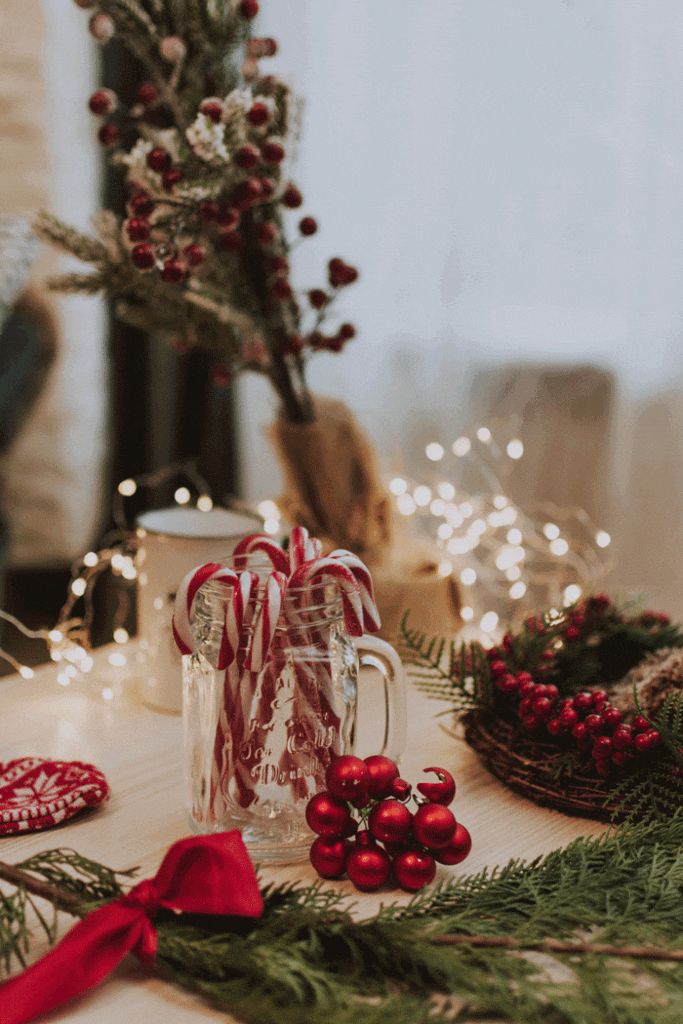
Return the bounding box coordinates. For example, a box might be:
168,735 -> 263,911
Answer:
306,756 -> 472,892
487,595 -> 664,778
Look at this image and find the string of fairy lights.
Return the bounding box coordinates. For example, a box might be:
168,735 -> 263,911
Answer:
0,424 -> 612,688
386,421 -> 612,633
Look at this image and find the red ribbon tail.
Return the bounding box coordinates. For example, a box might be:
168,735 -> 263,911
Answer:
0,902 -> 153,1024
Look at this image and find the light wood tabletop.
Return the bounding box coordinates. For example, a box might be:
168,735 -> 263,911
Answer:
0,649 -> 605,1022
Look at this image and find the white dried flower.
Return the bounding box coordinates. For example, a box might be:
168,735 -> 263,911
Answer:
186,115 -> 229,164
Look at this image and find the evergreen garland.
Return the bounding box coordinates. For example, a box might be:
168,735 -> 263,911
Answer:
2,818 -> 683,1021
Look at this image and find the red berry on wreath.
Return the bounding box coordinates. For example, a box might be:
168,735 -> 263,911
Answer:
564,625 -> 581,641
286,334 -> 304,355
126,218 -> 150,242
216,205 -> 240,230
416,767 -> 456,806
489,660 -> 507,678
160,258 -> 187,284
308,288 -> 327,309
247,102 -> 271,127
282,184 -> 303,208
147,146 -> 171,172
89,89 -> 117,116
572,721 -> 588,743
363,755 -> 399,797
573,692 -> 592,711
305,792 -> 351,837
235,144 -> 261,169
612,725 -> 633,750
211,365 -> 232,388
183,243 -> 206,267
393,849 -> 436,892
98,124 -> 119,147
130,243 -> 155,271
309,836 -> 348,879
346,845 -> 390,892
412,803 -> 457,850
325,755 -> 369,802
601,707 -> 622,730
339,323 -> 356,341
239,0 -> 259,18
591,690 -> 609,706
547,718 -> 562,736
299,216 -> 318,236
200,97 -> 224,123
592,735 -> 612,759
633,715 -> 650,733
533,696 -> 553,718
433,823 -> 472,866
89,12 -> 115,42
235,177 -> 263,206
270,255 -> 289,275
559,706 -> 578,729
368,800 -> 412,844
137,82 -> 158,107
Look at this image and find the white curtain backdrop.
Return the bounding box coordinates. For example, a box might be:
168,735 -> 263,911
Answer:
239,0 -> 683,615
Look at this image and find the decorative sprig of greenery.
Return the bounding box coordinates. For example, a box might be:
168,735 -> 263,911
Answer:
3,819 -> 683,1022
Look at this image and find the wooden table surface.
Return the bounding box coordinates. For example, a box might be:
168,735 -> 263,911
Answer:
0,648 -> 605,1022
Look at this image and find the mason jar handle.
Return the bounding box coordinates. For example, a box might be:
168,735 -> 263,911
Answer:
354,635 -> 407,763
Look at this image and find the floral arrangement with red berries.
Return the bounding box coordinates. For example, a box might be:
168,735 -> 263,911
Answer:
306,754 -> 472,892
38,0 -> 358,423
402,595 -> 683,822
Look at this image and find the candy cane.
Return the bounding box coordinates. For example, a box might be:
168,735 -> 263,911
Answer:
289,558 -> 364,636
233,534 -> 290,575
225,570 -> 260,666
329,549 -> 381,633
172,563 -> 240,668
244,570 -> 288,671
288,526 -> 311,573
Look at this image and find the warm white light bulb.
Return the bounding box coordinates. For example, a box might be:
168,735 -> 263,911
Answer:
563,584 -> 582,605
476,426 -> 492,443
543,522 -> 560,540
461,606 -> 474,622
389,477 -> 407,496
174,486 -> 191,505
452,436 -> 471,457
460,568 -> 477,585
425,442 -> 445,462
397,494 -> 416,516
438,481 -> 456,501
83,551 -> 99,567
506,439 -> 524,460
117,478 -> 137,497
438,559 -> 453,578
509,581 -> 527,600
197,494 -> 214,512
71,578 -> 87,597
480,611 -> 499,633
596,530 -> 611,548
550,537 -> 569,556
413,485 -> 432,507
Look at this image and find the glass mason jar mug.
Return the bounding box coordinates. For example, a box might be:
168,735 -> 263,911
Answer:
183,569 -> 406,863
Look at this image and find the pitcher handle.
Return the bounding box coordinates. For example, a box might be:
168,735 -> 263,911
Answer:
355,634 -> 407,763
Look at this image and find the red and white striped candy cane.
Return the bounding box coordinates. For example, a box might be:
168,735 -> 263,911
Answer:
233,534 -> 290,575
172,563 -> 240,669
225,570 -> 260,666
288,558 -> 364,636
329,549 -> 381,633
244,570 -> 288,671
288,526 -> 318,573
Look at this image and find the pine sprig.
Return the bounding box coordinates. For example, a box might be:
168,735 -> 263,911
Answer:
398,612 -> 481,710
3,821 -> 683,1021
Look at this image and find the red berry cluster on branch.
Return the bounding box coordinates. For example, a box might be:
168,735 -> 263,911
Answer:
306,755 -> 472,892
487,595 -> 665,777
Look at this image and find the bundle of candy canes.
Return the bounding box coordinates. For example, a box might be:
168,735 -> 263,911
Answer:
172,527 -> 381,814
306,755 -> 472,892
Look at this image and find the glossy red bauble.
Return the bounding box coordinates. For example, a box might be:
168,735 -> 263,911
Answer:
363,755 -> 399,798
305,792 -> 351,837
346,846 -> 390,892
391,777 -> 412,800
412,803 -> 457,850
325,755 -> 368,802
393,850 -> 436,892
368,800 -> 412,844
416,767 -> 456,806
433,823 -> 472,866
309,836 -> 348,879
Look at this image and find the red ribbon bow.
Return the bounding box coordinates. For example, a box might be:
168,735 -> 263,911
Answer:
0,832 -> 263,1024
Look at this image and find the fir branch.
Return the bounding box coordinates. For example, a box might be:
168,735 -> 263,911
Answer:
33,212 -> 109,265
